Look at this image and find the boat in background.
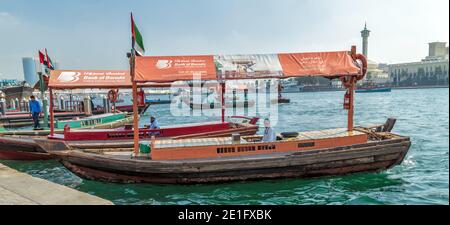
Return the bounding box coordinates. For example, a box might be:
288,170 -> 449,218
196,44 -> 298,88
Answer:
356,87 -> 392,93
356,81 -> 392,93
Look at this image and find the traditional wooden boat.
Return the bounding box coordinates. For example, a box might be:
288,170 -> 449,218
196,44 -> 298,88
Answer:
0,113 -> 132,136
50,120 -> 410,184
42,45 -> 411,184
0,135 -> 54,160
0,69 -> 260,161
0,116 -> 258,161
0,113 -> 133,160
0,111 -> 86,128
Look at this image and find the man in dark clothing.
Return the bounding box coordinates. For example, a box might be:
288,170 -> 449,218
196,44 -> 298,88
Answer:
29,96 -> 42,129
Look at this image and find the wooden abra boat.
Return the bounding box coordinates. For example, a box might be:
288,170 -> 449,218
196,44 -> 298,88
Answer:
45,45 -> 411,184
52,120 -> 410,184
0,113 -> 133,160
0,116 -> 259,160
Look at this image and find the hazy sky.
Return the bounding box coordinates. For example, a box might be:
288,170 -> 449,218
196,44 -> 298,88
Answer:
0,0 -> 448,79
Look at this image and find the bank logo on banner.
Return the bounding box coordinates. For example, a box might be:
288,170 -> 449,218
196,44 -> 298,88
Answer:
156,60 -> 173,69
57,71 -> 81,83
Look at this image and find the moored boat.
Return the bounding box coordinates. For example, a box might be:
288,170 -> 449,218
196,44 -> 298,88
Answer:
0,115 -> 259,160
0,113 -> 133,160
52,122 -> 410,184
44,45 -> 413,184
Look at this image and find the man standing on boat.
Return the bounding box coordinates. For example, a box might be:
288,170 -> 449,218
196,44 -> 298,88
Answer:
262,118 -> 276,142
28,95 -> 42,130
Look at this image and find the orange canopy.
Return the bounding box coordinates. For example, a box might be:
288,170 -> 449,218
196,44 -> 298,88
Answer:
134,51 -> 361,83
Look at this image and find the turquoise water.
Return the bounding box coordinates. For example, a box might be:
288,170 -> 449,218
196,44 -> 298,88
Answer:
1,88 -> 449,205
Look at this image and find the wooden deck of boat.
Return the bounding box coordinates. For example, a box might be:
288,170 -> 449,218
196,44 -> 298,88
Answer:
154,128 -> 365,149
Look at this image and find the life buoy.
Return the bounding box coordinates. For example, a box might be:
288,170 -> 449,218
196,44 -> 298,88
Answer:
108,89 -> 119,103
352,53 -> 368,81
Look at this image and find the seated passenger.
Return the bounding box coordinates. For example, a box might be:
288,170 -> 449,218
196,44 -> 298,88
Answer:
262,118 -> 276,142
149,116 -> 160,129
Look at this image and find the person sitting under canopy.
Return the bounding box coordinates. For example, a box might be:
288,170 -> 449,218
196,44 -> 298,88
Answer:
149,116 -> 160,130
262,118 -> 276,142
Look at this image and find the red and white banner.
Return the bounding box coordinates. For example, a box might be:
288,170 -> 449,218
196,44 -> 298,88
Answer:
49,70 -> 132,89
135,56 -> 216,82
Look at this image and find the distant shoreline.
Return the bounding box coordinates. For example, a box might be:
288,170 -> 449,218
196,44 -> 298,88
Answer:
287,85 -> 449,93
390,85 -> 449,90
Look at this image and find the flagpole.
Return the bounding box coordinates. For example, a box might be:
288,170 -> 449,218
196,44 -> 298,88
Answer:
130,12 -> 143,156
131,49 -> 140,156
36,50 -> 49,128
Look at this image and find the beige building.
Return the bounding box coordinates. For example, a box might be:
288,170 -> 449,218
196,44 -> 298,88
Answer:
389,42 -> 449,86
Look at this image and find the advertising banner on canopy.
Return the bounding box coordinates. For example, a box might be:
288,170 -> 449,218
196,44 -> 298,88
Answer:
134,51 -> 361,83
215,54 -> 284,80
49,70 -> 132,89
135,55 -> 217,82
278,51 -> 360,76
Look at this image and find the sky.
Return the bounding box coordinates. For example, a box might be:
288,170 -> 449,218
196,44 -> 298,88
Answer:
0,0 -> 448,79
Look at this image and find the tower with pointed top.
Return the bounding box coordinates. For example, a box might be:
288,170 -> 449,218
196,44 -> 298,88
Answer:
361,23 -> 370,58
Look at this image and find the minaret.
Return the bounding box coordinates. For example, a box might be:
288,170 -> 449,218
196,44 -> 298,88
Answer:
361,22 -> 370,58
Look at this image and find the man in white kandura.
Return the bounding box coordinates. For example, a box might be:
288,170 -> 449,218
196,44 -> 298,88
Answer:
262,118 -> 276,142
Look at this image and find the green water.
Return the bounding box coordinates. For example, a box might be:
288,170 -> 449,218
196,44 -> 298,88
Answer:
1,88 -> 449,205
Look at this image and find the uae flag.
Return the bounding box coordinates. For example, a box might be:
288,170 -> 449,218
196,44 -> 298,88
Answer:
45,48 -> 54,70
131,13 -> 145,56
38,50 -> 47,65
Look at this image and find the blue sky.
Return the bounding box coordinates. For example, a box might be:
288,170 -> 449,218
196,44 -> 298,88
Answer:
0,0 -> 448,79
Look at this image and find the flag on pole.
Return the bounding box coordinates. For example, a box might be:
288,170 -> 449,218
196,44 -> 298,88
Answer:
45,48 -> 54,70
131,13 -> 145,56
38,50 -> 47,65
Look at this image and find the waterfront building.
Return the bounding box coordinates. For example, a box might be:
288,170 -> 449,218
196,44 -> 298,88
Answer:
389,42 -> 449,86
0,79 -> 21,88
22,57 -> 39,86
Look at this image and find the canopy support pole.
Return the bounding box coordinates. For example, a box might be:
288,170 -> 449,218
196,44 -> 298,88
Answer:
131,51 -> 140,156
221,82 -> 225,123
347,76 -> 355,131
49,88 -> 55,137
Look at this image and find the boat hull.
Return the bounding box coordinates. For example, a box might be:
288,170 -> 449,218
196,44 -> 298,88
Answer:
56,137 -> 411,184
0,136 -> 54,160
